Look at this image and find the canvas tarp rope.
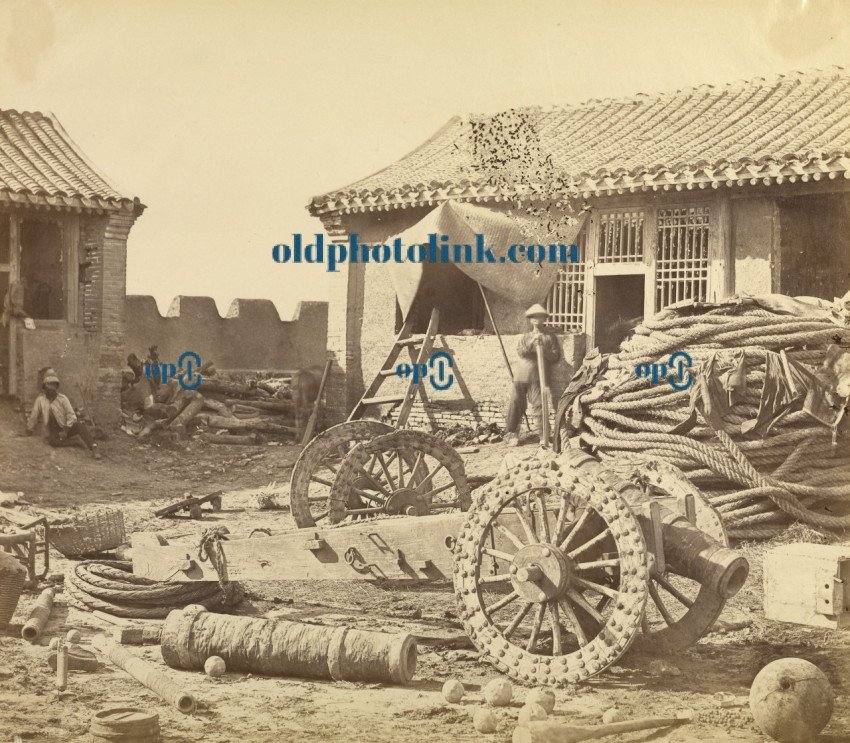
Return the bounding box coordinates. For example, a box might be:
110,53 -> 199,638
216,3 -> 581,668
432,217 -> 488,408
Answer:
386,201 -> 586,317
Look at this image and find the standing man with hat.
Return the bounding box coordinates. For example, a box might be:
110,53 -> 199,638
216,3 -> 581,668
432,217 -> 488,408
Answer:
26,369 -> 102,459
504,304 -> 562,446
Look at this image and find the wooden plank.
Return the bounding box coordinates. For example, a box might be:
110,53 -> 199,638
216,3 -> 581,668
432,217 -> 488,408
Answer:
132,512 -> 467,582
300,357 -> 332,445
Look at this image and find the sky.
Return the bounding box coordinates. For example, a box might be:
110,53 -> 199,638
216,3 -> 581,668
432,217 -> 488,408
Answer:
0,0 -> 848,318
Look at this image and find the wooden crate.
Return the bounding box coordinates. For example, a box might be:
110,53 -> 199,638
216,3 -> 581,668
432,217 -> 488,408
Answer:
764,543 -> 850,630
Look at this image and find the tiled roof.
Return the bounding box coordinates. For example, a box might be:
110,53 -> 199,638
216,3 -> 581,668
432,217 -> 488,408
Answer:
309,68 -> 850,217
0,109 -> 141,212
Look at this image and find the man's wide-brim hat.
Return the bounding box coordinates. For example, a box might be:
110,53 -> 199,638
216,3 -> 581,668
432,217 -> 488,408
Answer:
42,368 -> 60,386
525,303 -> 549,318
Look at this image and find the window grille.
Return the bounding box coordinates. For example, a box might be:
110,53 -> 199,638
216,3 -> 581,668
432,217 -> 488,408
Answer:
656,207 -> 710,309
597,211 -> 644,262
545,231 -> 586,332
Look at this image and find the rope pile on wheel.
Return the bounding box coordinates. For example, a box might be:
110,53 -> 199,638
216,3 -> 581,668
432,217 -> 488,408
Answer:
556,294 -> 850,540
65,560 -> 240,619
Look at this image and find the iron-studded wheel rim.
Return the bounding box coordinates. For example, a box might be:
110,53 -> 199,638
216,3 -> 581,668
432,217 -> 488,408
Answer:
454,456 -> 648,686
328,430 -> 471,524
603,457 -> 731,652
290,420 -> 393,528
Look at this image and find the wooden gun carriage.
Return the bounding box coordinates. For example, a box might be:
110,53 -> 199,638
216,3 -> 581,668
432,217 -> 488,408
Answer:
133,423 -> 748,686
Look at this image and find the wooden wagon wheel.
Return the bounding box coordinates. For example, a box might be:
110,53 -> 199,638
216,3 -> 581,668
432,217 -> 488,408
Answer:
454,454 -> 648,686
328,430 -> 471,524
289,420 -> 394,527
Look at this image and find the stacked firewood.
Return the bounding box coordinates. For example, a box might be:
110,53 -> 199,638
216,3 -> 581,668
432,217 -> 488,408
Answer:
135,370 -> 298,444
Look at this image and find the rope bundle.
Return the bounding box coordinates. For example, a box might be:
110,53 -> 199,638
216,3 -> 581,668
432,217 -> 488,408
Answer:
65,560 -> 236,619
560,297 -> 850,540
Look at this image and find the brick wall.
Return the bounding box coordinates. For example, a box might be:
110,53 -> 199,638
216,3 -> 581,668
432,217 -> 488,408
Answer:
124,296 -> 328,372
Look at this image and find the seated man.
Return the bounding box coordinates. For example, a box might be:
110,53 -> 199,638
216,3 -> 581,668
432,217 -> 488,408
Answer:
27,370 -> 102,459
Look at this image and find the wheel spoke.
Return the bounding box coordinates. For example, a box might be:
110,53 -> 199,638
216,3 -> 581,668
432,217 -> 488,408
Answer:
344,506 -> 385,516
548,601 -> 563,655
573,576 -> 619,600
513,504 -> 538,545
559,597 -> 588,646
567,528 -> 612,559
648,581 -> 675,626
504,602 -> 533,639
485,590 -> 520,616
559,506 -> 592,551
396,451 -> 405,488
352,465 -> 392,498
419,481 -> 456,500
350,488 -> 385,504
493,521 -> 526,551
553,498 -> 572,544
655,573 -> 695,609
375,452 -> 395,489
567,588 -> 605,625
526,603 -> 546,652
483,547 -> 515,563
536,492 -> 552,542
409,451 -> 425,481
416,463 -> 446,490
575,558 -> 620,572
311,475 -> 335,488
641,613 -> 650,635
479,573 -> 513,585
313,510 -> 329,522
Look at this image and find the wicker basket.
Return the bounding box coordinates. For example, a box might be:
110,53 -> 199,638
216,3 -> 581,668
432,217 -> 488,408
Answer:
0,550 -> 26,625
49,509 -> 126,558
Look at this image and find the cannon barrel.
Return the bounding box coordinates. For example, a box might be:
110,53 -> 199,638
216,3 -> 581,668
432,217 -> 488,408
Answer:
641,510 -> 749,598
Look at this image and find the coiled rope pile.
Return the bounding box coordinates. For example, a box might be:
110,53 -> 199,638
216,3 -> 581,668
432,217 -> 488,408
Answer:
557,296 -> 850,540
65,560 -> 238,618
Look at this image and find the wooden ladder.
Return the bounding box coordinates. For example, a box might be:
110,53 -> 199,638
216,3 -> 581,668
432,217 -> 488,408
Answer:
348,308 -> 441,428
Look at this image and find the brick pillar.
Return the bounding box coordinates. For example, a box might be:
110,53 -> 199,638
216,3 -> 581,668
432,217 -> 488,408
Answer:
95,208 -> 140,421
322,215 -> 364,424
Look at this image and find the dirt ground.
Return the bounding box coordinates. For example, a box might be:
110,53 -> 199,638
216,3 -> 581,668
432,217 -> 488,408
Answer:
1,399 -> 849,743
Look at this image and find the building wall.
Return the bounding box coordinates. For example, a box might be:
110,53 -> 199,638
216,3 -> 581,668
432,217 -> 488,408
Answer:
124,296 -> 328,371
731,196 -> 777,295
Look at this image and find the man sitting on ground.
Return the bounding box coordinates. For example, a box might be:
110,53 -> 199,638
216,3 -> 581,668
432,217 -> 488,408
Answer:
27,369 -> 102,459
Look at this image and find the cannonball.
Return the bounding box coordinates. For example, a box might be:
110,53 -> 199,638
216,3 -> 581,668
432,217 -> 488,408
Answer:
49,638 -> 60,650
749,658 -> 833,743
526,688 -> 556,714
65,629 -> 81,643
473,708 -> 497,734
483,678 -> 513,706
517,703 -> 547,725
602,707 -> 623,724
442,679 -> 465,704
204,656 -> 227,678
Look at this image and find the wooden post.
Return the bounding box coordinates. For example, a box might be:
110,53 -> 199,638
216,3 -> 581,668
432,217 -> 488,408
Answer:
536,342 -> 550,447
300,358 -> 332,445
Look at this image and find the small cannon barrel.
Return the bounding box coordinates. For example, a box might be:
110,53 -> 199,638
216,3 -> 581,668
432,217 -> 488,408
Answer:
21,587 -> 55,642
161,605 -> 417,685
650,511 -> 749,598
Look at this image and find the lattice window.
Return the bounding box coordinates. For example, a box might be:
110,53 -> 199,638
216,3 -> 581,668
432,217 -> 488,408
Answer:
545,231 -> 586,331
597,210 -> 644,262
656,206 -> 709,309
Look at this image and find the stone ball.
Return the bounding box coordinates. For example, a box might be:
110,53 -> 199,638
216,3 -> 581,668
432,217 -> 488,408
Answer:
65,629 -> 81,643
473,708 -> 498,734
526,688 -> 556,714
48,638 -> 60,650
749,658 -> 833,743
204,656 -> 227,678
517,703 -> 547,725
442,679 -> 466,704
602,707 -> 623,724
483,678 -> 513,706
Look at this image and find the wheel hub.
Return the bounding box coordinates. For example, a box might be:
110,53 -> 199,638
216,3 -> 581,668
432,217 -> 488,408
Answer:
383,488 -> 427,516
510,543 -> 572,603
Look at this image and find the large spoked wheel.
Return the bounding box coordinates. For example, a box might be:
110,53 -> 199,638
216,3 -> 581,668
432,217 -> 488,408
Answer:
328,430 -> 471,524
454,455 -> 648,686
605,457 -> 732,652
290,420 -> 393,527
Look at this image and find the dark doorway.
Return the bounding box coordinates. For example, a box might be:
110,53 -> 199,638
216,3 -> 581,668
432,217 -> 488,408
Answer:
778,193 -> 850,300
594,275 -> 644,353
20,220 -> 64,320
400,262 -> 485,334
